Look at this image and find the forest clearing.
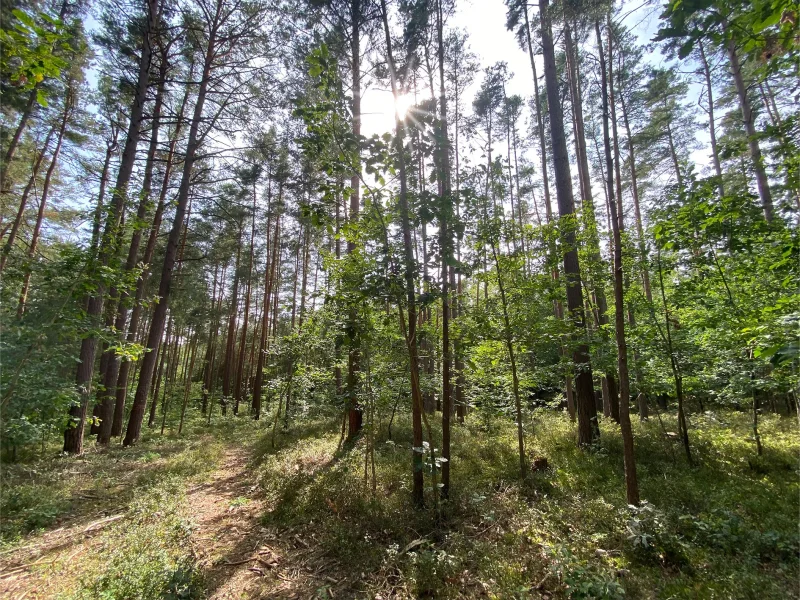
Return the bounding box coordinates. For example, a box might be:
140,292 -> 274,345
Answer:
0,0 -> 798,597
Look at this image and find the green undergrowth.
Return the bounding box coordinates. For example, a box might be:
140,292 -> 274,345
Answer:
1,407 -> 796,599
253,409 -> 799,599
0,414 -> 229,547
59,477 -> 203,600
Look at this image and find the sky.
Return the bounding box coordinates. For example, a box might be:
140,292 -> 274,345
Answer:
360,0 -> 713,174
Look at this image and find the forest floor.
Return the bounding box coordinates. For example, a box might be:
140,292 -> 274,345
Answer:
0,409 -> 798,599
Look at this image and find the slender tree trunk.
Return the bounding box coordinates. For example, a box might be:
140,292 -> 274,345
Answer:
491,244 -> 526,477
665,119 -> 683,189
598,20 -> 639,504
111,68 -> 191,437
564,20 -> 619,421
724,24 -> 773,222
381,0 -> 425,506
202,263 -> 221,414
178,332 -> 199,434
234,187 -> 258,415
347,0 -> 364,438
435,0 -> 453,499
751,372 -> 763,456
98,62 -> 167,445
223,229 -> 243,410
0,124 -> 56,270
149,315 -> 173,428
253,183 -> 281,420
17,87 -> 73,318
618,72 -> 652,304
698,40 -> 724,195
522,2 -> 552,217
298,217 -> 311,329
655,247 -> 692,465
160,325 -> 184,434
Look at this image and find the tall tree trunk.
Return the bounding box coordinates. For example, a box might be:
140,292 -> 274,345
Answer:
298,218 -> 311,329
522,2 -> 552,217
564,19 -> 618,421
655,248 -> 692,465
148,315 -> 173,428
724,26 -> 773,222
66,0 -> 158,454
111,66 -> 191,437
539,0 -> 599,446
381,0 -> 425,506
253,182 -> 280,420
347,0 -> 364,438
598,20 -> 639,504
665,118 -> 683,188
698,40 -> 725,195
202,263 -> 221,414
617,66 -> 652,304
491,243 -> 526,477
88,133 -> 119,260
223,229 -> 243,411
98,60 -> 167,445
436,0 -> 453,499
234,187 -> 258,415
178,331 -> 199,434
123,10 -> 218,447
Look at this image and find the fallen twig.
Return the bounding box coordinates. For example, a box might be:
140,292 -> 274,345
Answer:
223,556 -> 255,566
82,514 -> 124,534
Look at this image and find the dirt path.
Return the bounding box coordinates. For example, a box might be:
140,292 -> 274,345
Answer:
0,442 -> 345,600
188,446 -> 345,599
187,446 -> 270,599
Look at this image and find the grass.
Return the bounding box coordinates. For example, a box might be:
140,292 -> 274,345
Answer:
0,417 -> 227,547
250,408 -> 799,599
1,406 -> 797,599
58,477 -> 203,600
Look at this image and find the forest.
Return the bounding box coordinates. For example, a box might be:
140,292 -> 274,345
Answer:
0,0 -> 798,597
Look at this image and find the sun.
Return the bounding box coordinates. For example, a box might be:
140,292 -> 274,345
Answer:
394,93 -> 414,119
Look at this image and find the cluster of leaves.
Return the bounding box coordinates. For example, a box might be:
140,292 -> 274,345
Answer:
0,9 -> 70,104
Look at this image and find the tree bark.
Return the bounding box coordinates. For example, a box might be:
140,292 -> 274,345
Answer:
598,19 -> 639,504
436,0 -> 453,499
724,26 -> 773,222
522,2 -> 552,219
234,186 -> 258,415
123,6 -> 218,446
347,0 -> 364,438
539,0 -> 599,446
111,67 -> 191,437
698,40 -> 725,195
253,181 -> 280,420
381,0 -> 425,506
98,59 -> 167,445
66,0 -> 158,454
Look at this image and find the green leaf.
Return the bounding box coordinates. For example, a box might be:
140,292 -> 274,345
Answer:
12,9 -> 35,28
678,39 -> 694,59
